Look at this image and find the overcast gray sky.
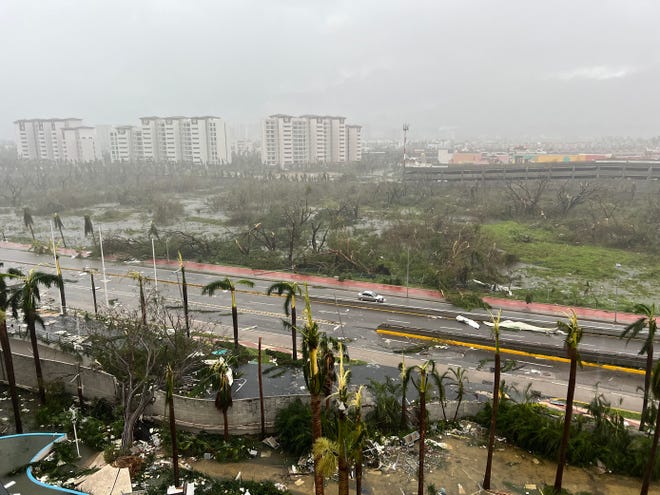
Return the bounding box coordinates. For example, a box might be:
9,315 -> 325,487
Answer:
2,0 -> 659,141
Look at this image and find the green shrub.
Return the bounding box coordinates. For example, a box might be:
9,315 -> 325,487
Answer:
365,377 -> 402,435
476,399 -> 658,479
88,397 -> 117,422
78,416 -> 113,451
33,441 -> 80,483
166,430 -> 257,463
274,398 -> 312,457
35,381 -> 75,428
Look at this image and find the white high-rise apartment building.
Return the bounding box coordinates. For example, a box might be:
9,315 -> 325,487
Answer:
108,126 -> 143,162
14,118 -> 85,161
139,116 -> 231,164
61,126 -> 98,163
261,114 -> 361,166
346,125 -> 362,162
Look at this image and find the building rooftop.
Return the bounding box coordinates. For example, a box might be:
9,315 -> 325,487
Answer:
13,118 -> 83,123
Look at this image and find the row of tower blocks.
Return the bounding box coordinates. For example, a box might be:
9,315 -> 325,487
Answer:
14,114 -> 362,166
261,114 -> 362,166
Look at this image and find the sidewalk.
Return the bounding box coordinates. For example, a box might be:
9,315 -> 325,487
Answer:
1,240 -> 637,325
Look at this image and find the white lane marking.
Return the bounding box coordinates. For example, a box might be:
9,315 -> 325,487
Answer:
388,319 -> 410,325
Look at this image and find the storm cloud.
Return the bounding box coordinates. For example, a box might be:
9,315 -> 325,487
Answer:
1,0 -> 659,140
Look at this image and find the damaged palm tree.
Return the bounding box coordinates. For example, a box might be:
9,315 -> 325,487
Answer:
128,271 -> 148,325
178,253 -> 190,337
5,268 -> 62,404
483,310 -> 502,491
313,342 -> 367,495
211,356 -> 234,441
83,215 -> 97,247
266,280 -> 303,360
23,207 -> 35,240
202,277 -> 254,350
299,285 -> 332,495
165,364 -> 180,487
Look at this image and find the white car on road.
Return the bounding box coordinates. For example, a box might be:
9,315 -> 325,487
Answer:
358,290 -> 385,303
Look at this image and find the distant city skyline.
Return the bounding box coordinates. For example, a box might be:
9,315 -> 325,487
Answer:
2,1 -> 659,142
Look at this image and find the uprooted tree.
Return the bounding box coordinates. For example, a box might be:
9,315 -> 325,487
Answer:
85,304 -> 208,452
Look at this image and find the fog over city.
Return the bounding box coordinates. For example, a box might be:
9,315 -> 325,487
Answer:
2,0 -> 660,140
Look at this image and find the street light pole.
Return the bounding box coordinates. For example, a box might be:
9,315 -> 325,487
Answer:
99,226 -> 109,307
151,236 -> 158,289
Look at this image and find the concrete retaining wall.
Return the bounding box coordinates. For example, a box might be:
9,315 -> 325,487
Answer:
145,392 -> 309,435
144,392 -> 482,435
0,339 -> 117,401
1,339 -> 485,434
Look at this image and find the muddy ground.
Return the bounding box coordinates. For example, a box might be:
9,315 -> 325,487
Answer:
188,425 -> 646,495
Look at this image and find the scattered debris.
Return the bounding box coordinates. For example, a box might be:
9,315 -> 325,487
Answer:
402,431 -> 420,447
262,436 -> 279,449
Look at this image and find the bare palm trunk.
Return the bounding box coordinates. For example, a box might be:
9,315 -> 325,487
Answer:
89,272 -> 98,316
57,274 -> 67,316
58,226 -> 67,248
181,266 -> 190,337
76,363 -> 85,413
168,392 -> 180,487
139,278 -> 146,326
28,224 -> 35,241
400,385 -> 408,430
311,393 -> 324,495
641,347 -> 653,431
338,411 -> 349,495
231,305 -> 239,351
28,312 -> 46,404
222,409 -> 229,441
355,450 -> 363,495
418,388 -> 427,495
554,352 -> 577,493
641,405 -> 660,495
0,319 -> 22,433
258,337 -> 265,438
291,305 -> 297,360
483,351 -> 501,490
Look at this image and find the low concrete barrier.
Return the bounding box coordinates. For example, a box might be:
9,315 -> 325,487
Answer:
0,339 -> 118,401
1,337 -> 484,435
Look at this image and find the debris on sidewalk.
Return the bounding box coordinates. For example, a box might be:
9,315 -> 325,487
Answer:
262,436 -> 279,449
